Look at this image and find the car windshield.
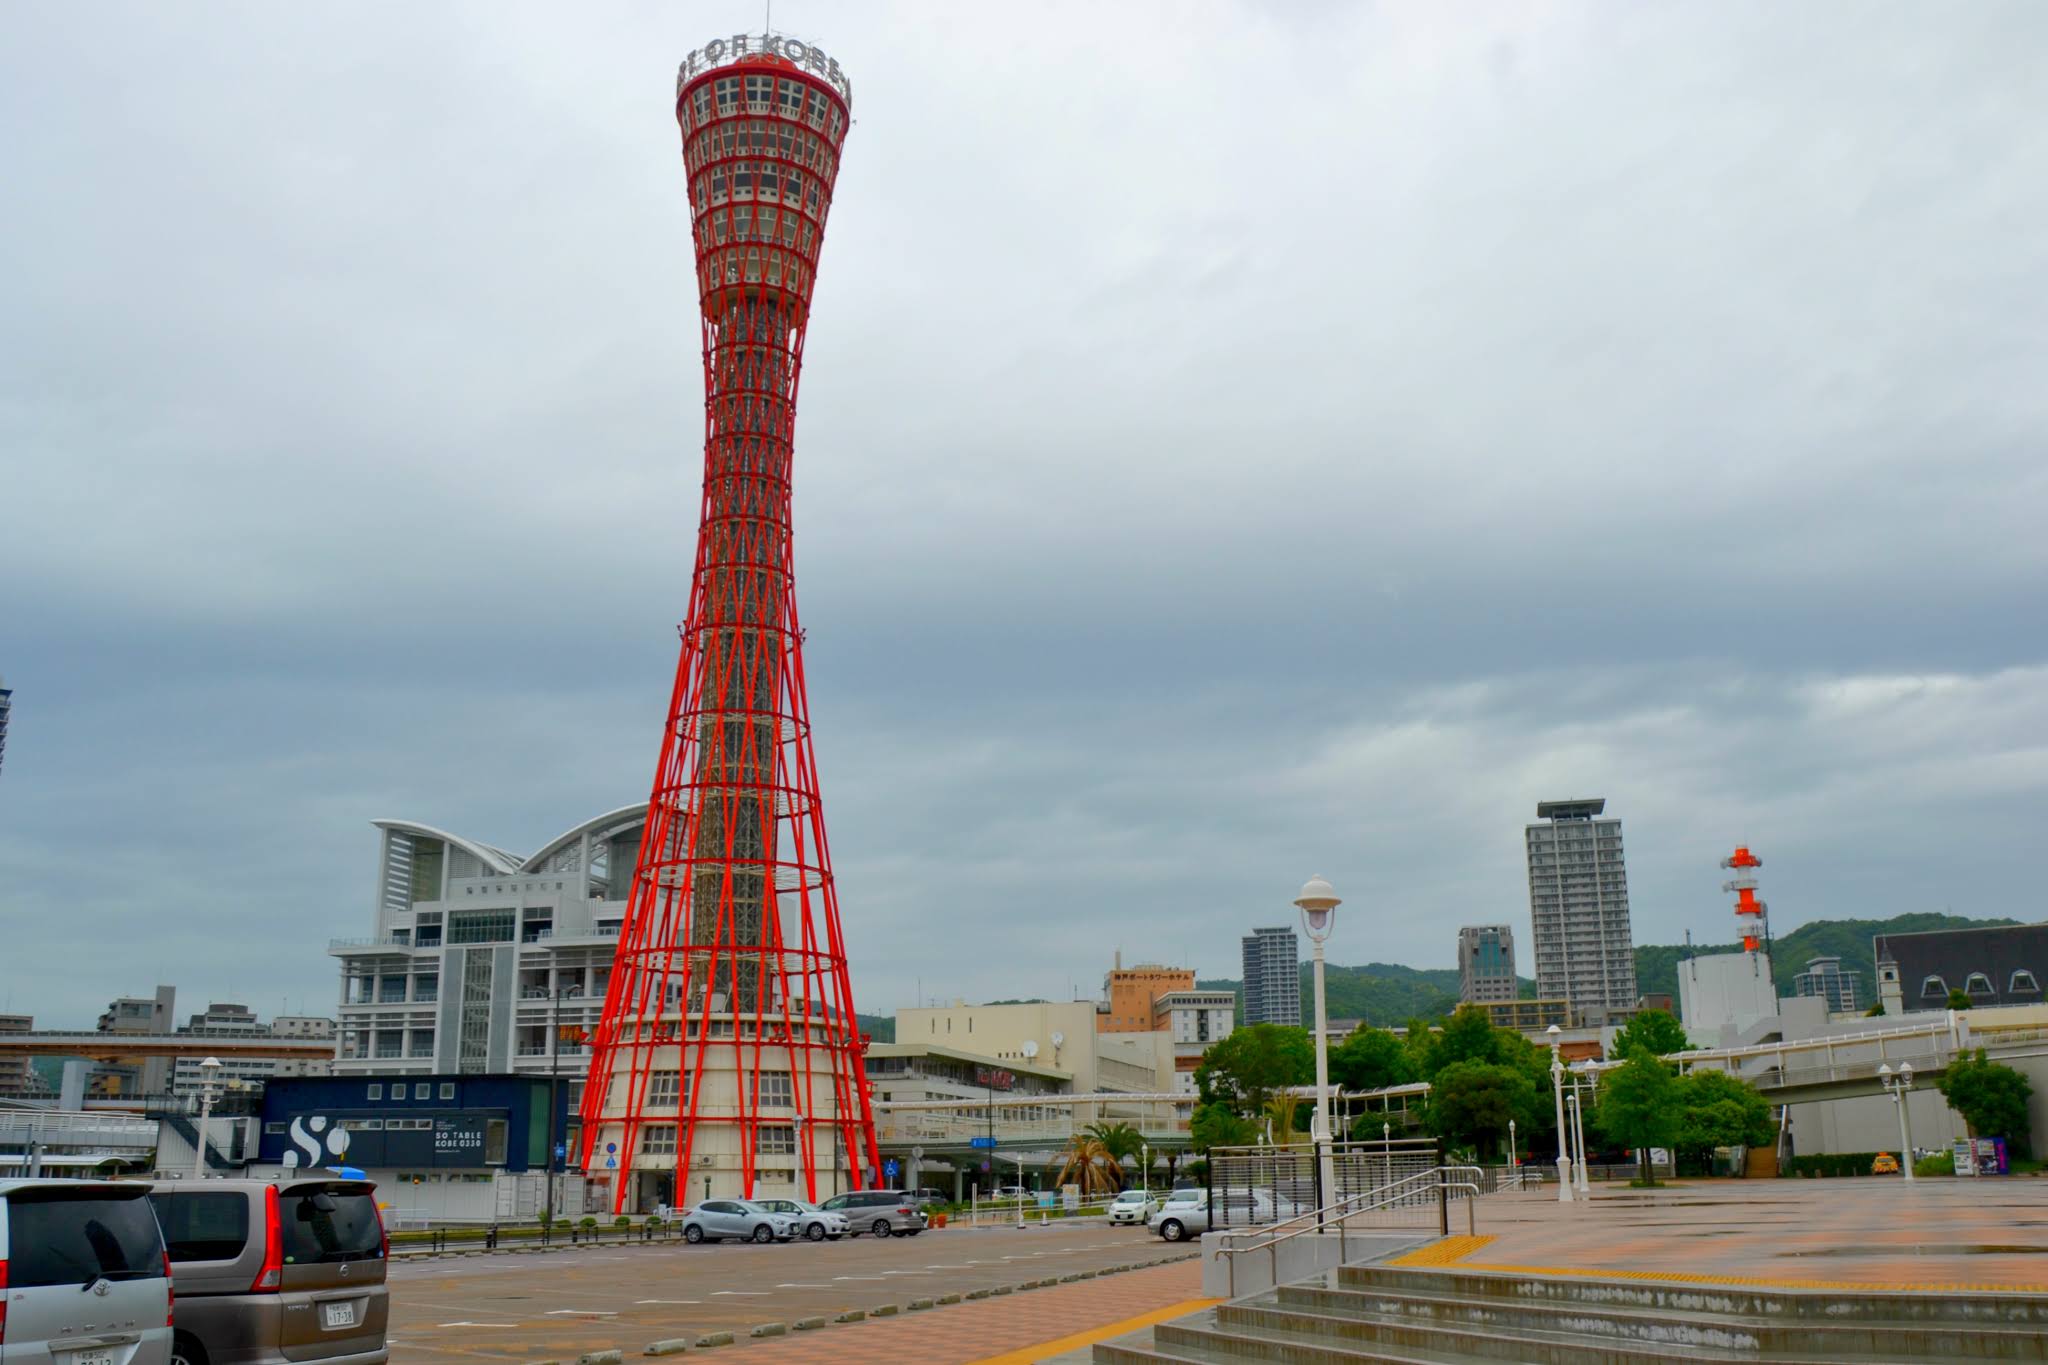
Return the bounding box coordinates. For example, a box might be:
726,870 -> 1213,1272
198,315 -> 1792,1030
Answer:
5,1188 -> 165,1287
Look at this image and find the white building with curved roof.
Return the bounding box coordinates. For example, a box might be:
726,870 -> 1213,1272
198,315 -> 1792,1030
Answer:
329,807 -> 648,1126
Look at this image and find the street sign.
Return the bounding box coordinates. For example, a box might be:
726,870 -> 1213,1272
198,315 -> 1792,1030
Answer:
606,1142 -> 617,1153
554,1143 -> 567,1160
883,1158 -> 899,1179
979,1160 -> 991,1172
969,1136 -> 997,1149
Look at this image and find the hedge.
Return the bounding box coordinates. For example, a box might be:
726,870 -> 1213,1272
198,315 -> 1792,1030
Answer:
1782,1153 -> 1892,1178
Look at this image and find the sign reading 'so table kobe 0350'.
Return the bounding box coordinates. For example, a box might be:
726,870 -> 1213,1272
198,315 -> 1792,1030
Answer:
677,32 -> 852,106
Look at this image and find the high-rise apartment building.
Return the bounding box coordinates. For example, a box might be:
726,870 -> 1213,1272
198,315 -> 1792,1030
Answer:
0,674 -> 12,778
1240,926 -> 1302,1027
1457,925 -> 1518,1004
1526,799 -> 1637,1025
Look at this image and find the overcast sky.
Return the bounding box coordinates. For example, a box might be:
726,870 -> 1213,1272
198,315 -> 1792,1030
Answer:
3,2 -> 2045,1029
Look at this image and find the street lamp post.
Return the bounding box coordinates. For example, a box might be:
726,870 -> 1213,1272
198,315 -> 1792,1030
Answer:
1546,1025 -> 1573,1203
192,1057 -> 222,1181
1878,1062 -> 1917,1182
1508,1119 -> 1518,1185
1570,1070 -> 1591,1194
1294,875 -> 1342,1217
1141,1142 -> 1149,1200
1382,1120 -> 1391,1191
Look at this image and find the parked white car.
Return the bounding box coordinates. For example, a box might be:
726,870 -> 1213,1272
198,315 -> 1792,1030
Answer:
753,1197 -> 849,1242
1148,1188 -> 1210,1241
1108,1188 -> 1160,1225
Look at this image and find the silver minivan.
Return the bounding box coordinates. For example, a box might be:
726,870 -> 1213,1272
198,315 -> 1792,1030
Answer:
147,1178 -> 389,1365
0,1178 -> 174,1364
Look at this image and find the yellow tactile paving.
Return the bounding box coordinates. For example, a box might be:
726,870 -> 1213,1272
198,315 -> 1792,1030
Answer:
966,1296 -> 1223,1364
1386,1235 -> 1497,1266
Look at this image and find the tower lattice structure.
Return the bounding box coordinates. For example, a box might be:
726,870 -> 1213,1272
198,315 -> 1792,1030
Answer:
581,36 -> 878,1211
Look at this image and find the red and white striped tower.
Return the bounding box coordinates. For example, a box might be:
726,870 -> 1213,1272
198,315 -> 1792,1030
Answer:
1720,845 -> 1767,953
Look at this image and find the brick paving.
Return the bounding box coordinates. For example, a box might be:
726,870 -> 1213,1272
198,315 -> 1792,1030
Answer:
739,1259 -> 1208,1365
1444,1178 -> 2048,1290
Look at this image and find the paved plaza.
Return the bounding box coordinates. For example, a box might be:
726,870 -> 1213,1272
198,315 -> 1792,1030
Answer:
1424,1176 -> 2048,1291
385,1222 -> 1204,1363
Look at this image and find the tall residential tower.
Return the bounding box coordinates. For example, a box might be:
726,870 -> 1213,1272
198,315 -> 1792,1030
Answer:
580,32 -> 876,1213
1525,799 -> 1637,1025
1241,926 -> 1302,1026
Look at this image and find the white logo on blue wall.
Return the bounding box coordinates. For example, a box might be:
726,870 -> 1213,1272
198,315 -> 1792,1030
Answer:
283,1115 -> 351,1169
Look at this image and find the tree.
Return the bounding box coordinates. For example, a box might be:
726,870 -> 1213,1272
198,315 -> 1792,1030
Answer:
1194,1024 -> 1313,1115
1612,1009 -> 1689,1060
1432,1007 -> 1504,1071
1048,1133 -> 1121,1195
1937,1048 -> 2035,1157
1084,1122 -> 1144,1183
1865,1002 -> 1886,1017
1329,1025 -> 1415,1092
1947,988 -> 1972,1011
1191,1101 -> 1256,1151
1671,1070 -> 1773,1173
1426,1061 -> 1538,1154
1595,1052 -> 1680,1186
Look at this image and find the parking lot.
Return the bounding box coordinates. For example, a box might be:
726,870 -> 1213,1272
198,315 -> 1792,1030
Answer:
387,1221 -> 1191,1361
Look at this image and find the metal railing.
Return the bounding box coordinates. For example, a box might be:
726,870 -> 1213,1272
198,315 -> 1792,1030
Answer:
1217,1166 -> 1484,1298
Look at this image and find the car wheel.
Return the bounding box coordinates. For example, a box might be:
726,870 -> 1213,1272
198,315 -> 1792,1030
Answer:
805,1222 -> 826,1241
684,1224 -> 705,1244
752,1224 -> 774,1243
170,1335 -> 208,1365
871,1218 -> 892,1238
1160,1219 -> 1186,1242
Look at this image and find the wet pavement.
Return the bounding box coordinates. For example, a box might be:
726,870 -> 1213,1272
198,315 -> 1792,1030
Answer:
1447,1178 -> 2048,1290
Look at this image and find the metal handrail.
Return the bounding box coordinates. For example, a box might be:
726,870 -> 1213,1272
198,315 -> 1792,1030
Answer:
1216,1166 -> 1483,1297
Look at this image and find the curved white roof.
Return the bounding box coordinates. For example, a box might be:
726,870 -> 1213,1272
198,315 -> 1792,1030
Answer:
371,819 -> 524,876
520,803 -> 650,873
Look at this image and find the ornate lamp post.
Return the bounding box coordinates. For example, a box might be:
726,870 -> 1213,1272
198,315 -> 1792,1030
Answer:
1878,1062 -> 1917,1182
1294,875 -> 1341,1215
191,1056 -> 222,1181
1546,1025 -> 1573,1202
1570,1067 -> 1592,1194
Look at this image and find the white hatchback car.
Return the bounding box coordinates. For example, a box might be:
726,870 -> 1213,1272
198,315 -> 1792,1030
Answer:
1147,1188 -> 1211,1241
1107,1189 -> 1159,1225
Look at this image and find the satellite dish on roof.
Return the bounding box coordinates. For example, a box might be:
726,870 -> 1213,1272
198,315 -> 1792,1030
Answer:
1021,1040 -> 1039,1059
1050,1031 -> 1065,1049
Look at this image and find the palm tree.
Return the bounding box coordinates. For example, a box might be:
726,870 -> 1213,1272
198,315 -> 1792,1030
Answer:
1264,1093 -> 1305,1146
1086,1121 -> 1144,1185
1048,1133 -> 1123,1196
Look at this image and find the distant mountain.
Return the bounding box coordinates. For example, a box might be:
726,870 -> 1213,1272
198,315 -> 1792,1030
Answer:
1634,912 -> 2021,1006
1198,962 -> 1541,1027
857,1013 -> 895,1044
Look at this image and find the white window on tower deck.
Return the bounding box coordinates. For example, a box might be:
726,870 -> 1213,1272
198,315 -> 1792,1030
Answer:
758,1124 -> 796,1155
758,1070 -> 794,1106
640,1123 -> 677,1156
647,1070 -> 686,1106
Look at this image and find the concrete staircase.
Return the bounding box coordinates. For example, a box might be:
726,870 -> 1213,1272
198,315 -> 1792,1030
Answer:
1095,1262 -> 2048,1363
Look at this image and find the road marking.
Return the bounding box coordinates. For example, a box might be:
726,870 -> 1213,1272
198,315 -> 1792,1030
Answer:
833,1274 -> 887,1281
927,1264 -> 973,1269
713,1289 -> 770,1296
776,1282 -> 832,1289
882,1269 -> 929,1275
438,1321 -> 518,1327
634,1299 -> 701,1305
544,1309 -> 619,1316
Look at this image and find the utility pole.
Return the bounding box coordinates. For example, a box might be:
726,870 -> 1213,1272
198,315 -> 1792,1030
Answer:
547,988 -> 564,1222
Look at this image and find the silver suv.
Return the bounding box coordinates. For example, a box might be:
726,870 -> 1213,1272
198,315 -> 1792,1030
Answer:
0,1178 -> 174,1364
147,1177 -> 389,1365
816,1190 -> 928,1237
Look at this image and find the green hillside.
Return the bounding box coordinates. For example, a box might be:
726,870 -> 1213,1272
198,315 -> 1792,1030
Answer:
1634,912 -> 2020,1005
1198,962 -> 1540,1027
857,1013 -> 895,1044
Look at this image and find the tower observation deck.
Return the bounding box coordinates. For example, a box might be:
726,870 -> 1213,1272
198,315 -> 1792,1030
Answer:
581,31 -> 878,1212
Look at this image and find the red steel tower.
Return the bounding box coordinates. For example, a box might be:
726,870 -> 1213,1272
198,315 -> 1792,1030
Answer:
581,32 -> 877,1212
1720,845 -> 1768,953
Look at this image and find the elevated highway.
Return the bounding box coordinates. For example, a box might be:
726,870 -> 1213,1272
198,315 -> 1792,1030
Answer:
0,1030 -> 337,1063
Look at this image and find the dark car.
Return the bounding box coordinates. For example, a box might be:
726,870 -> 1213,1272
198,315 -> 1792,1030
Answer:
148,1177 -> 389,1365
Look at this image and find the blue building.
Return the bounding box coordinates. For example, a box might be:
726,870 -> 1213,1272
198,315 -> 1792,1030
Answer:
257,1073 -> 573,1223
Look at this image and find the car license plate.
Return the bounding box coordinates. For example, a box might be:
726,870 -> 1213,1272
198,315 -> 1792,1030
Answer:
70,1352 -> 115,1365
323,1300 -> 357,1328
